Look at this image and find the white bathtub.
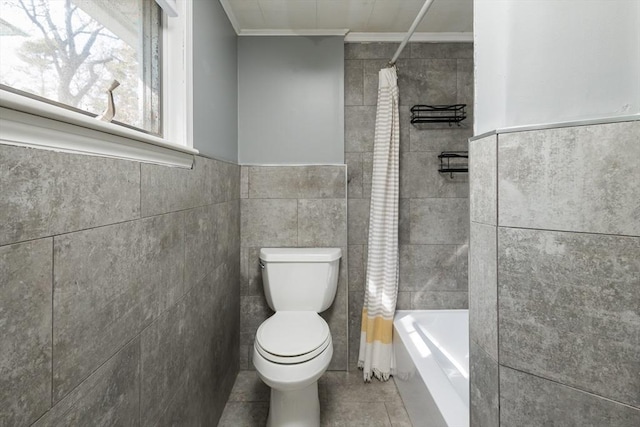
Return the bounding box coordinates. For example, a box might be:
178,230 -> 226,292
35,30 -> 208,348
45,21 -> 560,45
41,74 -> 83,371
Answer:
393,310 -> 469,427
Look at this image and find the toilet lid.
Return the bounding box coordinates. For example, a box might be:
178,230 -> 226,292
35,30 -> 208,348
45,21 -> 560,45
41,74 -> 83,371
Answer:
256,312 -> 330,361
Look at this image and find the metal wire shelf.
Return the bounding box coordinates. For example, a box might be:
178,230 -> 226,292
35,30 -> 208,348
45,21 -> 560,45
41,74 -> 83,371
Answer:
438,151 -> 468,177
410,104 -> 467,126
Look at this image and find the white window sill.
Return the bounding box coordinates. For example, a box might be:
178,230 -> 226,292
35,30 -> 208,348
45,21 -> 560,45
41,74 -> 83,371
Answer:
0,90 -> 197,168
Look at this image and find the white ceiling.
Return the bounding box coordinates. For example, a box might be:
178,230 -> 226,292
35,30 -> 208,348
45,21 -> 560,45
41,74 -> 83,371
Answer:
220,0 -> 473,37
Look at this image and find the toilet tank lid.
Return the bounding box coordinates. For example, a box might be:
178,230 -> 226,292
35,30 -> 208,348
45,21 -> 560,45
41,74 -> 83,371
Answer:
260,248 -> 342,262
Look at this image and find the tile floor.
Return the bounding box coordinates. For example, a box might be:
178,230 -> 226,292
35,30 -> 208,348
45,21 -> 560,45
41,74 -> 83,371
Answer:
219,371 -> 412,426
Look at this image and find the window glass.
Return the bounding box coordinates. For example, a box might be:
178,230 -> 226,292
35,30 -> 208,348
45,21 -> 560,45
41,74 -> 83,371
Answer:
0,0 -> 161,135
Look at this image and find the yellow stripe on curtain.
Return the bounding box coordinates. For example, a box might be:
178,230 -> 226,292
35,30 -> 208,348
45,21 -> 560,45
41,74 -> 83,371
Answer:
360,309 -> 393,344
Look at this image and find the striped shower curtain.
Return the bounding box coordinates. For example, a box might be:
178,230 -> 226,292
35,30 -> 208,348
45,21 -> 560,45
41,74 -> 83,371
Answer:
357,65 -> 400,382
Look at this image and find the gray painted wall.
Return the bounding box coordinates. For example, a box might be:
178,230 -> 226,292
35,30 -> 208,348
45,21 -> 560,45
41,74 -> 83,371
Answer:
0,145 -> 240,426
192,0 -> 238,162
238,37 -> 344,164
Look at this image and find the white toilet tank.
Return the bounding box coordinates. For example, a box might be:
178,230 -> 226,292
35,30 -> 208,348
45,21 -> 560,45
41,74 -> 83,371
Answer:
260,248 -> 342,312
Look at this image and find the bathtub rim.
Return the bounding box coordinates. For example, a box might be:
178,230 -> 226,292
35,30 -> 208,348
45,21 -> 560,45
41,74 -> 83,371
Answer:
393,309 -> 469,427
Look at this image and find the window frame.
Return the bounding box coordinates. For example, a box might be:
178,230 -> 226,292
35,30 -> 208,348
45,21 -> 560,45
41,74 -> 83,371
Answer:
0,0 -> 196,168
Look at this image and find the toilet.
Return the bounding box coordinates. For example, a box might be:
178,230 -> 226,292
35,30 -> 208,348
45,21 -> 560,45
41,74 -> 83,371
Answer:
252,247 -> 342,427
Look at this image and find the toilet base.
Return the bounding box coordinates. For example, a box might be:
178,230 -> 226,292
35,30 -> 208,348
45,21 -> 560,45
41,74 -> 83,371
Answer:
267,381 -> 320,427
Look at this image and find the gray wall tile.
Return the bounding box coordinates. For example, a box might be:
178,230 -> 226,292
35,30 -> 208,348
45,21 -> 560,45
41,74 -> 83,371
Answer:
141,155 -> 216,216
395,291 -> 412,310
52,213 -> 185,400
469,222 -> 498,360
2,145 -> 240,426
410,199 -> 469,244
498,227 -> 640,407
0,239 -> 52,426
456,243 -> 469,286
363,59 -> 388,106
141,295 -> 191,426
348,245 -> 365,292
0,145 -> 139,246
345,60 -> 364,105
457,58 -> 474,120
247,165 -> 347,200
228,199 -> 241,258
500,366 -> 640,427
397,59 -> 457,106
214,202 -> 231,264
362,152 -> 373,198
398,199 -> 410,244
240,166 -> 249,199
399,245 -> 463,292
246,247 -> 264,296
398,106 -> 410,149
32,339 -> 140,427
401,151 -> 468,199
345,106 -> 376,152
410,127 -> 472,152
348,291 -> 364,369
345,42 -> 408,60
410,43 -> 473,59
347,198 -> 370,245
247,167 -> 301,199
185,205 -> 216,289
498,121 -> 640,236
240,295 -> 274,348
470,340 -> 499,427
346,153 -> 364,198
241,199 -> 298,247
410,291 -> 468,309
470,134 -> 497,225
298,166 -> 346,199
298,199 -> 347,247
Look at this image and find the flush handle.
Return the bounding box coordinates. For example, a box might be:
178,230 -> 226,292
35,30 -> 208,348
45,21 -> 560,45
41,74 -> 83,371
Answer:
259,260 -> 265,270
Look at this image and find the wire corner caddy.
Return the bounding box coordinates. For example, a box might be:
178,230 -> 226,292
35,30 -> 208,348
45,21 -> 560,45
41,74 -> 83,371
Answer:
438,151 -> 468,177
410,104 -> 467,126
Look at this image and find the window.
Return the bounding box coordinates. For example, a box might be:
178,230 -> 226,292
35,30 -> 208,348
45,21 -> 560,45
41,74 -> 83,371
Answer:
1,0 -> 161,134
0,0 -> 194,167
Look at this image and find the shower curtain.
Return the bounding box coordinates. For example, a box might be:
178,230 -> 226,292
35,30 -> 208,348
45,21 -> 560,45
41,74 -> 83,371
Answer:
358,65 -> 400,382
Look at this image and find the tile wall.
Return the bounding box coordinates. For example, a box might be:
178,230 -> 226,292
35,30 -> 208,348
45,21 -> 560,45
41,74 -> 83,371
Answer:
0,145 -> 240,426
239,165 -> 349,371
345,42 -> 473,368
469,120 -> 640,426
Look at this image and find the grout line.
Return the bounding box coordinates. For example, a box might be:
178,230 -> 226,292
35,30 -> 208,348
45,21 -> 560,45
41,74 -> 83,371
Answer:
51,332 -> 142,406
0,205 -> 213,250
139,163 -> 142,217
50,237 -> 54,408
138,337 -> 142,424
497,224 -> 639,239
500,364 -> 640,411
495,133 -> 501,421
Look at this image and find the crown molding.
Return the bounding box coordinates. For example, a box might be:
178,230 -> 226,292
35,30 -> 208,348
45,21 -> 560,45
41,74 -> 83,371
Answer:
345,32 -> 473,43
238,29 -> 349,37
218,0 -> 241,34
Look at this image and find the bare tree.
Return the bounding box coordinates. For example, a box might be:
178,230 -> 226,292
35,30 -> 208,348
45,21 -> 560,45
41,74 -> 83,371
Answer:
16,0 -> 113,107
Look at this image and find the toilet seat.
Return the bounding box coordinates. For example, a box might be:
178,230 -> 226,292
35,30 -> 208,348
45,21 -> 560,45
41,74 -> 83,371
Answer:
256,312 -> 331,364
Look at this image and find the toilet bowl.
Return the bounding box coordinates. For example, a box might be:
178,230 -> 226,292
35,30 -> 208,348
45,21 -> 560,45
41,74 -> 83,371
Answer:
252,248 -> 342,427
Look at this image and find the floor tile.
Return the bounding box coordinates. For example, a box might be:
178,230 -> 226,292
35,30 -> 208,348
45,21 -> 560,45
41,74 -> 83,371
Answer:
218,402 -> 269,427
220,370 -> 412,426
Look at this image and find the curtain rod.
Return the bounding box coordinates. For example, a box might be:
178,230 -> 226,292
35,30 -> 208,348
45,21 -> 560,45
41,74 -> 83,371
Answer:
388,0 -> 437,66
